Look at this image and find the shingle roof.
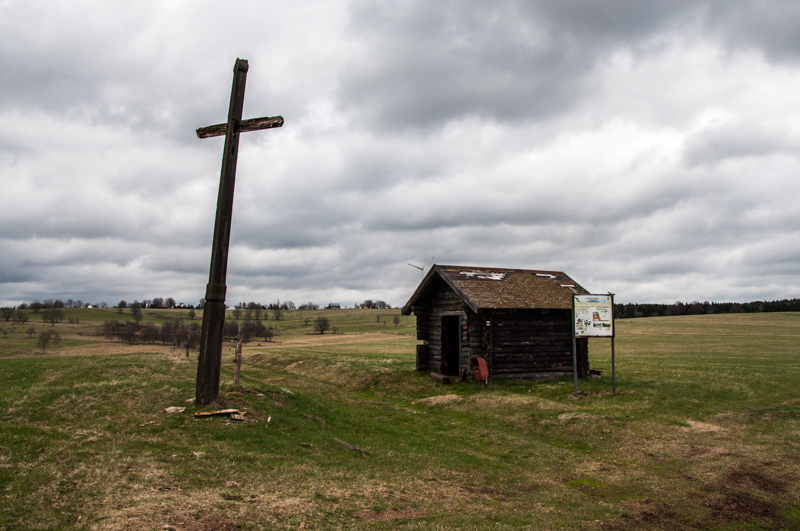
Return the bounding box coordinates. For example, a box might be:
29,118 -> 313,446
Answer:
402,265 -> 589,314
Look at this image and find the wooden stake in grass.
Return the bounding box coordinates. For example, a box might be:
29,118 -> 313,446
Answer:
194,58 -> 283,405
234,325 -> 243,387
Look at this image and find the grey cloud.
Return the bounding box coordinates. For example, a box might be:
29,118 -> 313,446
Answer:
2,1 -> 800,307
706,1 -> 800,62
340,2 -> 594,130
339,0 -> 800,132
682,122 -> 795,166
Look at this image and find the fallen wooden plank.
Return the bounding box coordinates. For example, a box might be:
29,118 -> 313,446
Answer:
429,372 -> 451,384
334,438 -> 368,456
193,409 -> 244,419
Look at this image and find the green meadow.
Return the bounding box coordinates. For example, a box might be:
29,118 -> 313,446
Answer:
0,310 -> 798,530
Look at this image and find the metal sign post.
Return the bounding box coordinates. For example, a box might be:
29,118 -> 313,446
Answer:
571,296 -> 579,398
610,293 -> 616,394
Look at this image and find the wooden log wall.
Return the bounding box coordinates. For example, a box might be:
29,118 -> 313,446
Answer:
487,310 -> 589,379
412,281 -> 590,379
412,278 -> 467,374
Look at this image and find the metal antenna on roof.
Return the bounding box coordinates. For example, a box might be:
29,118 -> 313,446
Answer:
407,257 -> 435,280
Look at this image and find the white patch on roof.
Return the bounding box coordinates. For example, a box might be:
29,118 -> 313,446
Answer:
458,270 -> 507,281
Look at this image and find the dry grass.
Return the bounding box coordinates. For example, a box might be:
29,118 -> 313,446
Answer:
1,312 -> 799,530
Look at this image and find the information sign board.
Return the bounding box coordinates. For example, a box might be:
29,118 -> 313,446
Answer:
574,294 -> 614,338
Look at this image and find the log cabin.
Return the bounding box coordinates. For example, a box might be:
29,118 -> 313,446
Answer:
402,265 -> 590,381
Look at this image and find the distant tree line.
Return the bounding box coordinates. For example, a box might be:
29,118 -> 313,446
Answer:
356,299 -> 392,309
615,298 -> 800,318
222,320 -> 276,342
99,319 -> 201,348
15,299 -> 98,311
5,297 -> 400,316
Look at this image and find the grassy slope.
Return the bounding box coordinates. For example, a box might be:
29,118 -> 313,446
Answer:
0,312 -> 798,530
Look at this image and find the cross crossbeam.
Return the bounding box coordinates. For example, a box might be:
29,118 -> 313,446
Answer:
196,115 -> 284,139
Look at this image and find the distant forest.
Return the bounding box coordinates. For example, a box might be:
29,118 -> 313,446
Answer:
614,299 -> 800,318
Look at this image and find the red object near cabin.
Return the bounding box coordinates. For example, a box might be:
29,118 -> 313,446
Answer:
471,357 -> 489,383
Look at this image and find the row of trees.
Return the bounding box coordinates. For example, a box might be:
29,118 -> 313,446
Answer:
356,300 -> 392,309
15,300 -> 102,311
1,307 -> 73,325
615,298 -> 800,318
5,296 -> 398,317
99,320 -> 201,347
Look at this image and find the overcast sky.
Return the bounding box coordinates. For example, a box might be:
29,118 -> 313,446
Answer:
2,1 -> 799,308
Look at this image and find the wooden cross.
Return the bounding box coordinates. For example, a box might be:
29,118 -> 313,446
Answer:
195,58 -> 283,404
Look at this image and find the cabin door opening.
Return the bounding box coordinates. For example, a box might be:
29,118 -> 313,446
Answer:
441,315 -> 460,376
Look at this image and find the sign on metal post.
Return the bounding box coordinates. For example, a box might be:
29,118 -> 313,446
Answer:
574,294 -> 614,338
572,293 -> 616,397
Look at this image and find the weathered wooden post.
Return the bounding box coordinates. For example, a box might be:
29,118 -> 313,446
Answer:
195,58 -> 283,404
234,325 -> 243,387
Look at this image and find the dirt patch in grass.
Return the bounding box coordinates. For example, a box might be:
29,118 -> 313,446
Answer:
48,342 -> 175,357
462,393 -> 568,411
702,489 -> 780,523
251,332 -> 405,350
683,420 -> 725,433
558,412 -> 598,422
415,394 -> 462,406
681,446 -> 730,459
607,461 -> 796,530
354,507 -> 429,522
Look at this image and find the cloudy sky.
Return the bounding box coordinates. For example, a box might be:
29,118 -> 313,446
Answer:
1,1 -> 799,308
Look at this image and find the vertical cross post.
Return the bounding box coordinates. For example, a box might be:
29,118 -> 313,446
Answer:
196,58 -> 248,404
194,59 -> 283,405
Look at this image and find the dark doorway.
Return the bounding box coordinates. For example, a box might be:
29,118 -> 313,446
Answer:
441,316 -> 460,376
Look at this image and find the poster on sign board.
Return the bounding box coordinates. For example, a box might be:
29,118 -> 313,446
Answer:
574,294 -> 614,338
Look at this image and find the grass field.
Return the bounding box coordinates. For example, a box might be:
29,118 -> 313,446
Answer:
1,311 -> 798,530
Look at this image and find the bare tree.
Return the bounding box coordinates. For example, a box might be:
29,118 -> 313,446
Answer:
15,311 -> 29,324
314,316 -> 330,334
117,300 -> 127,313
376,314 -> 382,323
37,331 -> 53,353
130,302 -> 143,323
273,308 -> 283,321
52,332 -> 62,354
165,297 -> 176,309
30,301 -> 43,313
393,315 -> 400,327
187,308 -> 196,320
26,326 -> 36,338
1,307 -> 13,321
44,309 -> 65,326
